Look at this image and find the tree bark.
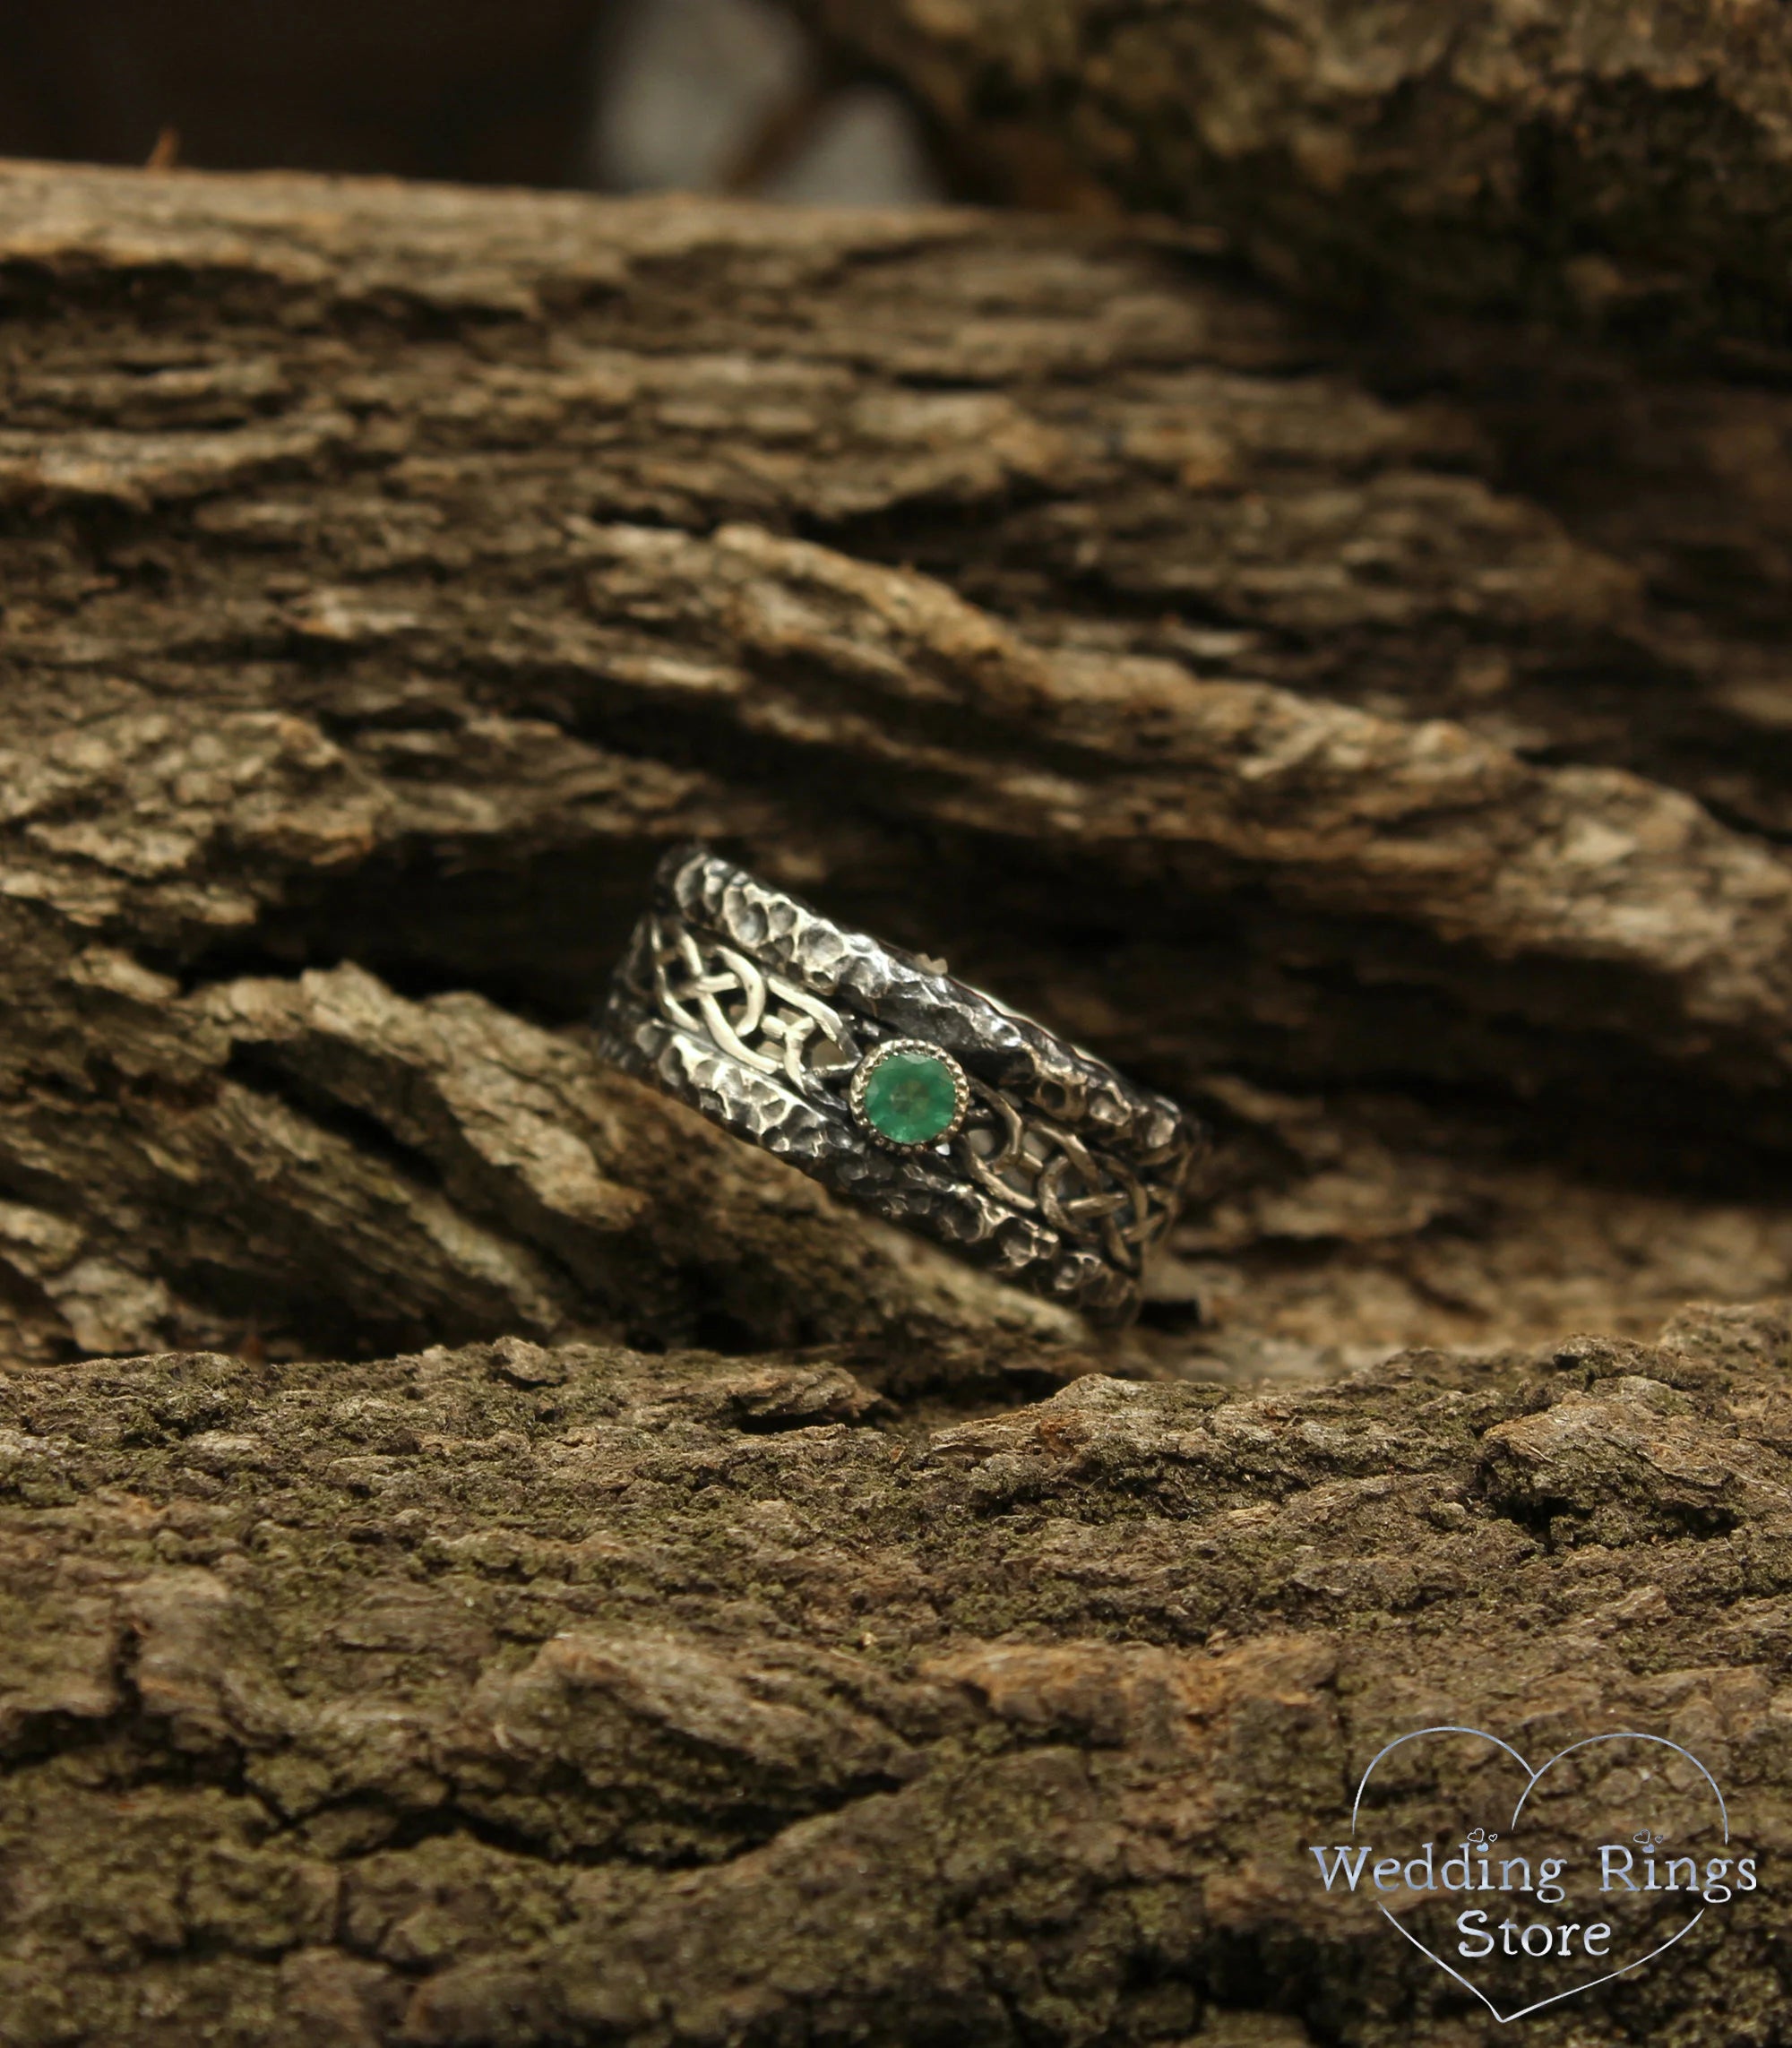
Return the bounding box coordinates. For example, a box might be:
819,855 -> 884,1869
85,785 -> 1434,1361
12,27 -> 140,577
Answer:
6,162 -> 1792,1378
800,0 -> 1792,356
1,1307 -> 1788,2045
3,157 -> 1792,2041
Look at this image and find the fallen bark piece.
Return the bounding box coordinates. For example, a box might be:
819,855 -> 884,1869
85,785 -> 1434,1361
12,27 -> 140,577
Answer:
0,1300 -> 1787,2044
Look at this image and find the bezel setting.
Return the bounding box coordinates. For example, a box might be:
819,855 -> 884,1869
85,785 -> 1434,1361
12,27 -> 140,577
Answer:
848,1038 -> 970,1151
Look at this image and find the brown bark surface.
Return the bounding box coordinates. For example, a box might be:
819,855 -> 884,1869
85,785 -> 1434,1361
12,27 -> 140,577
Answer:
6,162 -> 1792,1377
801,0 -> 1792,354
2,1305 -> 1790,2046
2,159 -> 1792,2041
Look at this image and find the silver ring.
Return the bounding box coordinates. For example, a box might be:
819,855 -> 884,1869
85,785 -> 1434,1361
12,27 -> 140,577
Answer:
597,846 -> 1201,1324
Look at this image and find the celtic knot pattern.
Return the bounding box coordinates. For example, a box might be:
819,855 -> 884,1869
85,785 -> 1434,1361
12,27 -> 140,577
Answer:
599,847 -> 1201,1323
644,918 -> 1176,1278
648,916 -> 862,1092
958,1080 -> 1165,1276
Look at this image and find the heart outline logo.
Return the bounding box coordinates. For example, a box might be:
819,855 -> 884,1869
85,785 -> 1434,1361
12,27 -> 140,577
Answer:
1348,1725 -> 1730,2025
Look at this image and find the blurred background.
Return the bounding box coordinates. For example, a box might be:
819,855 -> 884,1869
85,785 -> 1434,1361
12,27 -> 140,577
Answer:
0,0 -> 949,205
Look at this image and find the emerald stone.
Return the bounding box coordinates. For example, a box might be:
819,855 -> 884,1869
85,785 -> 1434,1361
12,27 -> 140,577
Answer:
861,1049 -> 958,1145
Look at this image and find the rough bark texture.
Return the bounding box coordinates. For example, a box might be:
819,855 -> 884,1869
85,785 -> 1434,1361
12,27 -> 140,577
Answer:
9,164 -> 1792,1378
4,157 -> 1792,2039
800,0 -> 1792,354
1,1305 -> 1790,2046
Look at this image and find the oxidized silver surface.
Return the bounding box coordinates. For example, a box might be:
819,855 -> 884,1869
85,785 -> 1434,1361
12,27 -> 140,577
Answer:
596,845 -> 1202,1323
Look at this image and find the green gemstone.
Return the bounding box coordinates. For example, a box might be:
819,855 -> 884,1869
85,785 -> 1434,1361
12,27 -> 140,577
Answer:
862,1050 -> 958,1145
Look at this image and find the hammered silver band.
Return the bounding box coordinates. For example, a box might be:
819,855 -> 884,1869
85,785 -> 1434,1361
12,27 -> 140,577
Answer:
597,846 -> 1200,1324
